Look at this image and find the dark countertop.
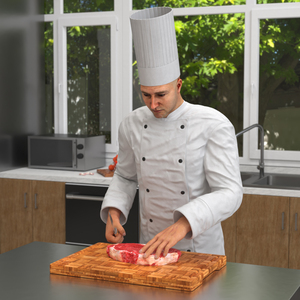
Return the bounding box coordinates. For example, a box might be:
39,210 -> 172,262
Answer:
1,242 -> 300,300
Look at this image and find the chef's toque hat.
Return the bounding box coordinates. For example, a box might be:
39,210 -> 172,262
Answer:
130,7 -> 180,87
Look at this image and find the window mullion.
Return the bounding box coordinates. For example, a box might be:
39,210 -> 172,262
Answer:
55,19 -> 68,133
53,0 -> 63,16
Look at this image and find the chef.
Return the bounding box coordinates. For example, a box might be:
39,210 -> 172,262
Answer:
100,7 -> 243,259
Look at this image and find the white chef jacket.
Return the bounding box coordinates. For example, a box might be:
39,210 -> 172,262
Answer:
100,101 -> 243,255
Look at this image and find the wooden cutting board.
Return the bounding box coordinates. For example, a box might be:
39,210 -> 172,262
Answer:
50,242 -> 226,292
97,169 -> 114,177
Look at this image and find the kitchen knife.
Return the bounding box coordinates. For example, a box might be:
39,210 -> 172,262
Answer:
108,211 -> 118,236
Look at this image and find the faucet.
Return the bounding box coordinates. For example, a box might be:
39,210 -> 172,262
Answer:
236,124 -> 265,178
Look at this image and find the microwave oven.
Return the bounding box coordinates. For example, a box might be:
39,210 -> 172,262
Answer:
28,134 -> 105,171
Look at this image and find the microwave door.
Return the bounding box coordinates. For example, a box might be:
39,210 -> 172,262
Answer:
29,138 -> 74,170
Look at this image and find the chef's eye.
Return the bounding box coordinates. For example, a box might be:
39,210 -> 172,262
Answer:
143,93 -> 151,98
157,93 -> 165,97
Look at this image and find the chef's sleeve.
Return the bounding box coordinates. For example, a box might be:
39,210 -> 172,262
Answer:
173,122 -> 243,239
100,120 -> 138,225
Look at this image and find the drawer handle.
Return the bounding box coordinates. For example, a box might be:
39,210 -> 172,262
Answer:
296,213 -> 298,231
66,194 -> 104,202
24,193 -> 27,208
282,212 -> 284,230
35,193 -> 38,209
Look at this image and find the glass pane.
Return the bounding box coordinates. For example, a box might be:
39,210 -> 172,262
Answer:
133,13 -> 245,155
64,0 -> 113,13
67,25 -> 111,143
44,22 -> 54,133
44,0 -> 53,14
133,0 -> 246,10
259,18 -> 300,151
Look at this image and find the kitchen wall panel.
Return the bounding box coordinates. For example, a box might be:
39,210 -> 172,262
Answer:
0,0 -> 46,171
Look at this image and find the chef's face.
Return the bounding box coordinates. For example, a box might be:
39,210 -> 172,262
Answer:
141,78 -> 183,118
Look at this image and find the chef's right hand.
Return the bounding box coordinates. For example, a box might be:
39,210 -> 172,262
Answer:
105,208 -> 126,244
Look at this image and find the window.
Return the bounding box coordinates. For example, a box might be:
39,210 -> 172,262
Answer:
250,6 -> 300,165
259,17 -> 300,152
44,3 -> 120,154
133,12 -> 245,154
66,25 -> 111,141
45,0 -> 300,169
44,21 -> 54,133
132,5 -> 246,155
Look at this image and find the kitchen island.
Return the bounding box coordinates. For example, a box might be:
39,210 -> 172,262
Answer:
0,242 -> 300,300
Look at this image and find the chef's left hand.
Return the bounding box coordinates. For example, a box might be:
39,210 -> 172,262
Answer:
140,216 -> 191,259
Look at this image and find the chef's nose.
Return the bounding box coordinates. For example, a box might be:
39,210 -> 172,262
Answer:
150,96 -> 159,110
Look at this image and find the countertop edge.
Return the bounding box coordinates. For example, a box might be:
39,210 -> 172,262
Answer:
0,167 -> 112,186
1,167 -> 300,197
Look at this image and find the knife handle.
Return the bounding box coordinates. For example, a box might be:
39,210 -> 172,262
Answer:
113,228 -> 118,236
295,213 -> 298,231
35,193 -> 38,209
281,212 -> 284,230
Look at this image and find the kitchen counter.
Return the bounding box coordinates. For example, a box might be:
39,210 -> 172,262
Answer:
0,167 -> 112,186
0,242 -> 300,300
1,167 -> 300,197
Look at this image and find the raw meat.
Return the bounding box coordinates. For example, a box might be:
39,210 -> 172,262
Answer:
106,243 -> 181,266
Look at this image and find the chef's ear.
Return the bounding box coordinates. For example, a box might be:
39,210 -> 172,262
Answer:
176,78 -> 183,93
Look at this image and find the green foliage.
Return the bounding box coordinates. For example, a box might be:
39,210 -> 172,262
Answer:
44,0 -> 53,14
66,25 -> 111,140
260,18 -> 300,86
64,0 -> 113,13
173,13 -> 244,104
133,0 -> 246,9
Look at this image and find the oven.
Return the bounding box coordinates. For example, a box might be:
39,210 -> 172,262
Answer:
65,183 -> 139,246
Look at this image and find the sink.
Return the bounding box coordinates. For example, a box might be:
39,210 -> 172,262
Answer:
240,173 -> 254,181
252,174 -> 300,190
241,172 -> 300,190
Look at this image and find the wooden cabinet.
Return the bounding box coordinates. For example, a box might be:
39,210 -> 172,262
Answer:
289,197 -> 300,269
0,179 -> 33,254
0,179 -> 65,254
222,194 -> 300,269
236,194 -> 289,268
221,212 -> 237,262
31,180 -> 65,244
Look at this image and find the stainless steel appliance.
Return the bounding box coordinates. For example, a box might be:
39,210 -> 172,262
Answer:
65,184 -> 139,246
28,134 -> 105,171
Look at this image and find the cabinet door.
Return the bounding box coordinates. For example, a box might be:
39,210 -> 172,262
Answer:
32,181 -> 65,244
0,179 -> 33,254
221,212 -> 237,262
236,194 -> 289,268
289,197 -> 300,269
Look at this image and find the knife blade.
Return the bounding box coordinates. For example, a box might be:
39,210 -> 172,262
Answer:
108,211 -> 118,236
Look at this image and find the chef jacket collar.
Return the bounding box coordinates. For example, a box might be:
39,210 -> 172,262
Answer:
148,100 -> 188,122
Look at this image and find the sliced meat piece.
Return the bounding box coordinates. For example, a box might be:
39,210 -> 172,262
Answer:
106,243 -> 181,266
